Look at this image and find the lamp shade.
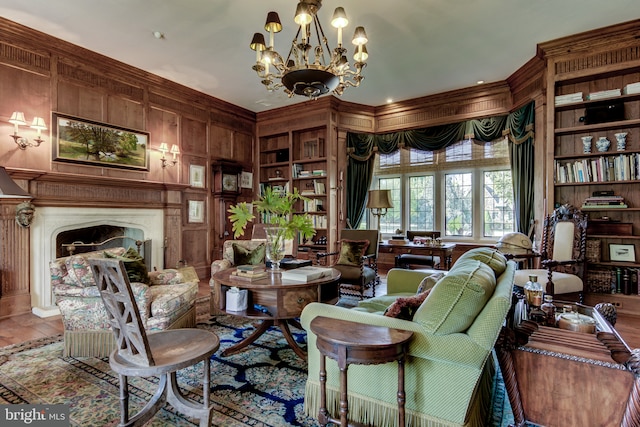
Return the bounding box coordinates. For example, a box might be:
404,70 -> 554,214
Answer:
366,189 -> 393,209
0,167 -> 32,198
158,142 -> 169,153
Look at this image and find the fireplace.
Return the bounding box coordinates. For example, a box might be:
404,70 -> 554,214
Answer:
30,207 -> 164,317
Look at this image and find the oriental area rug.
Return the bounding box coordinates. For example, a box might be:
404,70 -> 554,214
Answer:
0,315 -> 516,426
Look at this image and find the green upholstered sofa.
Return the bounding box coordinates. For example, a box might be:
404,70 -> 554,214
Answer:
300,248 -> 515,427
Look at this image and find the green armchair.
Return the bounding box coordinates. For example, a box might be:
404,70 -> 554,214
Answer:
301,248 -> 515,427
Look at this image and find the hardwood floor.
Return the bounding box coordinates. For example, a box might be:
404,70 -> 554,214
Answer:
1,282 -> 638,350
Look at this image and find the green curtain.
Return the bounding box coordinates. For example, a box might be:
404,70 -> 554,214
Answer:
346,101 -> 535,232
505,102 -> 535,234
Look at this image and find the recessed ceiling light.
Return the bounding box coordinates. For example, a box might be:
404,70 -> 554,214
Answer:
476,80 -> 485,85
386,98 -> 393,103
153,31 -> 165,40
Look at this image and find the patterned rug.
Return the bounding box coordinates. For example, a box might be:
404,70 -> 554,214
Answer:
0,316 -> 515,426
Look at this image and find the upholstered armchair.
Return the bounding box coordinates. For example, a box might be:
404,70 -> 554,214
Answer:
209,239 -> 266,314
316,229 -> 380,299
51,247 -> 198,357
512,204 -> 588,300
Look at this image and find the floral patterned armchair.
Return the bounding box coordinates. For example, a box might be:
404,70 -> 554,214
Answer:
51,247 -> 199,357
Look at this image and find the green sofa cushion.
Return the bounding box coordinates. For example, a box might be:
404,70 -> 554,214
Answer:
356,295 -> 402,312
455,247 -> 507,276
414,259 -> 496,335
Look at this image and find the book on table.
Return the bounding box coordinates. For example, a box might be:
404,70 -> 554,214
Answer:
231,270 -> 268,281
280,266 -> 333,282
236,264 -> 266,273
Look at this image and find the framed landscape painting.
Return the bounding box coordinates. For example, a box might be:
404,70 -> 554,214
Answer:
52,113 -> 149,170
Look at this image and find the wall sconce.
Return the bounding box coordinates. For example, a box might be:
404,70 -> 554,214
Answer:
9,112 -> 47,150
159,142 -> 180,168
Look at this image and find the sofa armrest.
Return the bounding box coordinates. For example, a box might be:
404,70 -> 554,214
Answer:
301,302 -> 487,368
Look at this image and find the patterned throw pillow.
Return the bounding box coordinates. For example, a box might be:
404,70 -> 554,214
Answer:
232,242 -> 266,265
336,239 -> 370,266
384,288 -> 432,320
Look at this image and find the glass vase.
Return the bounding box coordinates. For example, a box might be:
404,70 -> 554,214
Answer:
265,226 -> 286,271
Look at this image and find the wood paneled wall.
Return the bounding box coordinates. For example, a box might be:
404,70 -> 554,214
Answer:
0,17 -> 255,317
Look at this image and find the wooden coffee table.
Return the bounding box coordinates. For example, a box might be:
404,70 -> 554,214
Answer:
212,267 -> 341,360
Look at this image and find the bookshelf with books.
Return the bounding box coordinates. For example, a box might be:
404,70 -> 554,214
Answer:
545,31 -> 640,315
257,121 -> 337,262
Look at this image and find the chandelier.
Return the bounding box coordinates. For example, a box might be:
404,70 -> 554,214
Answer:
250,0 -> 368,99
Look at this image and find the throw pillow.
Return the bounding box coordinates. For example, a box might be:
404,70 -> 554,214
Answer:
336,239 -> 370,266
104,247 -> 150,284
416,272 -> 445,294
232,242 -> 266,265
413,259 -> 496,335
384,288 -> 432,320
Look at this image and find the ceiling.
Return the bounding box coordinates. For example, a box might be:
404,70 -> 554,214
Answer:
1,1 -> 638,113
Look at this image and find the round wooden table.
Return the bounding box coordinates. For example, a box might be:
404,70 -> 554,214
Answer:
309,316 -> 414,427
212,267 -> 341,360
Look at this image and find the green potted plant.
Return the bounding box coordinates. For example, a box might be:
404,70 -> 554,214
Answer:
228,187 -> 316,269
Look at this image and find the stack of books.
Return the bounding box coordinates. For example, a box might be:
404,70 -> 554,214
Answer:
586,89 -> 621,100
231,264 -> 268,281
581,191 -> 628,210
555,92 -> 583,105
624,82 -> 640,95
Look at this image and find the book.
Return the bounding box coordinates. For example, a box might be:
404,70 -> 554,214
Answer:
236,264 -> 266,273
231,270 -> 268,281
280,266 -> 333,282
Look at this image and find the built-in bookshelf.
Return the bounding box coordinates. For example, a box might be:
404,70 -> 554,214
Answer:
549,53 -> 640,314
258,126 -> 333,259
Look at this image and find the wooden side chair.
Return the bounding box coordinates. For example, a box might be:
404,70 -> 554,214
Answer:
89,258 -> 220,427
512,204 -> 588,300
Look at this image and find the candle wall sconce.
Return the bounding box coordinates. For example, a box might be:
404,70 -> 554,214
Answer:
8,111 -> 47,149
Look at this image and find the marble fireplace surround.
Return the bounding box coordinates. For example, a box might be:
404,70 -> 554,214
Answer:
30,207 -> 164,317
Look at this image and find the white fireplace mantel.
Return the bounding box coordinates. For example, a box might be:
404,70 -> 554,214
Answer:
30,207 -> 164,317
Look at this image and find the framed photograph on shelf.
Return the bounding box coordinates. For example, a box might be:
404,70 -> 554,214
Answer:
609,243 -> 636,262
188,200 -> 204,223
189,164 -> 205,188
240,171 -> 253,189
52,113 -> 149,170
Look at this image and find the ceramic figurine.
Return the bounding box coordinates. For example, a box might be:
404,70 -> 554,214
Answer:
615,132 -> 627,151
596,136 -> 610,152
581,136 -> 592,154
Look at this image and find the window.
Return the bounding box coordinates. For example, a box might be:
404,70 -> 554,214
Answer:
370,138 -> 514,242
445,172 -> 472,237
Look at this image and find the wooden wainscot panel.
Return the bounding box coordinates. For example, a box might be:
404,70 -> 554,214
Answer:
232,131 -> 254,165
181,116 -> 208,156
181,228 -> 209,278
0,201 -> 32,318
210,126 -> 233,159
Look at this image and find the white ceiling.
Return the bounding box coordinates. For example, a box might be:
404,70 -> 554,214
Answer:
1,1 -> 638,113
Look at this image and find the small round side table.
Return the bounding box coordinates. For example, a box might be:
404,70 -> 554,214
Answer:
309,316 -> 414,427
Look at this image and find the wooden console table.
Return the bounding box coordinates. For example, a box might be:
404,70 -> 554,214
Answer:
309,316 -> 414,427
495,304 -> 640,426
378,242 -> 455,271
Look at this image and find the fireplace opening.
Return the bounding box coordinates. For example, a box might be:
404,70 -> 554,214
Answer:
56,225 -> 144,258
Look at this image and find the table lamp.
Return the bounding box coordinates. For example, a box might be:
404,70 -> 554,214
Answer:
366,189 -> 393,242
